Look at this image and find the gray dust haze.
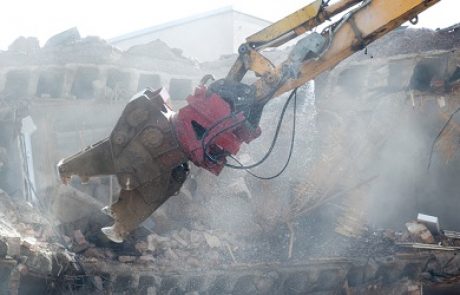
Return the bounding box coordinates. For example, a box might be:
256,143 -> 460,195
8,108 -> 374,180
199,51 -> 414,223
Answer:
0,22 -> 460,294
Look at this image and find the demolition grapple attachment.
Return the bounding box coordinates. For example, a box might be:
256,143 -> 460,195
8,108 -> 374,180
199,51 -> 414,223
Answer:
58,84 -> 261,242
58,88 -> 189,242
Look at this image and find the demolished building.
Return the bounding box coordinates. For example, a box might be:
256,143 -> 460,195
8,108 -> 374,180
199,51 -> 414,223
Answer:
0,24 -> 460,294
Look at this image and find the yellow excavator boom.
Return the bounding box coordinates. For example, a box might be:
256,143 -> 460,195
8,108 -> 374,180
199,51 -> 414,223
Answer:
227,0 -> 440,101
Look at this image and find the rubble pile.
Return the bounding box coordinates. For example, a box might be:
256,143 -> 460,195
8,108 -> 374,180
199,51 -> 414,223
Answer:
77,229 -> 239,269
1,28 -> 194,70
0,27 -> 201,106
0,189 -> 86,294
0,190 -> 53,245
349,26 -> 460,61
5,178 -> 460,294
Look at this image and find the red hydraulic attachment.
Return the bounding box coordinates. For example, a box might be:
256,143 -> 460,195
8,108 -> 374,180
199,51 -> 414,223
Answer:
174,86 -> 261,175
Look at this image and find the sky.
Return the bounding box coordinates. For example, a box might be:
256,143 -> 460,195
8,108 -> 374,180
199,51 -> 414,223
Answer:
0,0 -> 458,50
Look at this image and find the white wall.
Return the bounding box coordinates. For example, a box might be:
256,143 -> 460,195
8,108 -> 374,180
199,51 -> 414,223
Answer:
113,12 -> 234,62
111,11 -> 271,62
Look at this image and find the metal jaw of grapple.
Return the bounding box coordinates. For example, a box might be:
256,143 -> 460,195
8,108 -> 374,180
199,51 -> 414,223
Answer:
57,88 -> 189,243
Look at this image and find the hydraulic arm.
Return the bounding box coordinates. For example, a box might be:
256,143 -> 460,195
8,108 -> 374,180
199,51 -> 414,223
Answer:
58,0 -> 441,242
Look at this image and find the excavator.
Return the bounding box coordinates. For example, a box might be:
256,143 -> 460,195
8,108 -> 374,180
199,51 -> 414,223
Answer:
57,0 -> 442,242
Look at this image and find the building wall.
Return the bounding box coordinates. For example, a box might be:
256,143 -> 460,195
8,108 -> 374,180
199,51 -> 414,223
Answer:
111,11 -> 271,62
112,12 -> 234,62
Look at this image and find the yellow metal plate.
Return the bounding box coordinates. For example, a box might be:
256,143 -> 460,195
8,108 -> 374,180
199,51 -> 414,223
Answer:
247,0 -> 323,44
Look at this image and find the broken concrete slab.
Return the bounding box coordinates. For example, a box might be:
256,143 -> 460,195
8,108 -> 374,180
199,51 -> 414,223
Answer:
8,37 -> 40,55
417,213 -> 440,235
126,39 -> 187,61
406,221 -> 435,244
44,27 -> 81,48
